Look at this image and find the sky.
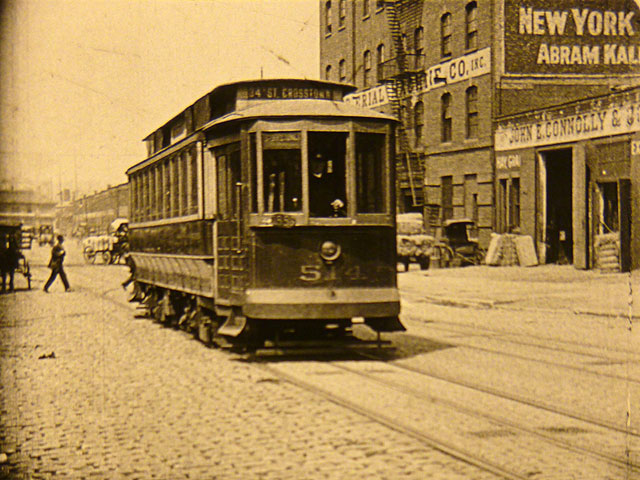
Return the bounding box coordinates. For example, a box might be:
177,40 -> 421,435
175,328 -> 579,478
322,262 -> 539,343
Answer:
0,0 -> 320,198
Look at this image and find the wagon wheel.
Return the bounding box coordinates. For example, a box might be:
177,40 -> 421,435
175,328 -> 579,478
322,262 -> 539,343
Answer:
101,251 -> 112,264
438,245 -> 454,268
473,249 -> 486,266
83,247 -> 96,264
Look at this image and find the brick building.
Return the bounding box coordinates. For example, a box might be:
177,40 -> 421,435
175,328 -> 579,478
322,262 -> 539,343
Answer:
0,188 -> 56,228
319,0 -> 640,257
56,183 -> 129,236
495,86 -> 640,271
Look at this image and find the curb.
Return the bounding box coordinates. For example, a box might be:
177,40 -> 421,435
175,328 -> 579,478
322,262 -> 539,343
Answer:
420,295 -> 639,319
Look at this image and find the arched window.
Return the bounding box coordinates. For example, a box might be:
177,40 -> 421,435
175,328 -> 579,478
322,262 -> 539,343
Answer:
339,0 -> 346,28
466,86 -> 478,138
466,2 -> 478,50
325,64 -> 332,81
376,44 -> 385,82
339,59 -> 346,82
414,101 -> 424,145
441,93 -> 452,142
441,13 -> 452,57
325,1 -> 332,35
414,27 -> 424,69
363,50 -> 372,87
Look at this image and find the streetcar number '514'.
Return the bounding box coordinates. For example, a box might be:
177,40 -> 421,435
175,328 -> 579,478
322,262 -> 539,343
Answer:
300,265 -> 368,282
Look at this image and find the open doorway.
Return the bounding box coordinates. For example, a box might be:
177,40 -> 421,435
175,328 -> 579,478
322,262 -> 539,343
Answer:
541,149 -> 573,264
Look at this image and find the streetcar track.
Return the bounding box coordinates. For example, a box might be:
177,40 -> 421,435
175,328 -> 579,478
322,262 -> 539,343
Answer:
256,362 -> 530,480
67,269 -> 640,476
356,348 -> 640,438
404,310 -> 640,362
72,268 -> 640,438
401,319 -> 640,384
402,306 -> 640,359
331,355 -> 639,473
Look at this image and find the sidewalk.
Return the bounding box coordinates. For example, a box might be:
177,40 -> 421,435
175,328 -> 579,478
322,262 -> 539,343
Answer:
399,264 -> 640,319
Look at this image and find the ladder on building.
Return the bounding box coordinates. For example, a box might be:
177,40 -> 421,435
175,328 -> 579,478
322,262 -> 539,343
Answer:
383,0 -> 424,208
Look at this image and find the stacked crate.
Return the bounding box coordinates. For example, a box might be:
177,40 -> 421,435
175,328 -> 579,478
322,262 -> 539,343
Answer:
594,233 -> 620,272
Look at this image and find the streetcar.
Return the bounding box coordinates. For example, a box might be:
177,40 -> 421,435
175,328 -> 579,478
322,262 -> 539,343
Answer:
126,78 -> 403,350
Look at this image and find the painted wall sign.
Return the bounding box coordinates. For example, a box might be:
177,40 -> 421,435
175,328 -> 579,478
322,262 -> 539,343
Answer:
396,48 -> 491,97
344,84 -> 390,108
495,92 -> 640,150
504,0 -> 640,75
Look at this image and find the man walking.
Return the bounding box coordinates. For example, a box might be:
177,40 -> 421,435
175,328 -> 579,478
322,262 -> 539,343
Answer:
44,235 -> 70,292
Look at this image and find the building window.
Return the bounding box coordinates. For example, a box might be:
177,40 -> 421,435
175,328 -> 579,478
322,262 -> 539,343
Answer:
441,13 -> 452,58
339,0 -> 346,28
441,175 -> 453,221
325,1 -> 332,35
466,86 -> 478,138
376,43 -> 385,82
414,101 -> 424,146
466,2 -> 478,51
363,0 -> 370,17
325,64 -> 332,81
363,50 -> 372,87
414,27 -> 424,69
339,59 -> 346,82
441,93 -> 452,142
510,177 -> 520,230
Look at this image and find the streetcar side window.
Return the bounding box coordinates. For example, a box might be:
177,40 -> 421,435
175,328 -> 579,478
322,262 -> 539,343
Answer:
308,132 -> 347,217
262,132 -> 302,213
355,133 -> 386,213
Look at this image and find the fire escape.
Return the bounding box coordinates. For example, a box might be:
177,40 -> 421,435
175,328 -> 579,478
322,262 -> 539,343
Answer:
379,0 -> 426,210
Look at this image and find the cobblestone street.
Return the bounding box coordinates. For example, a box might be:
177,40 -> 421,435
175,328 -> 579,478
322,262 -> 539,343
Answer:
0,250 -> 497,480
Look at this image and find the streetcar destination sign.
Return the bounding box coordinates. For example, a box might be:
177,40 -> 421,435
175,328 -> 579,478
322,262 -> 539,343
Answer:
244,86 -> 334,100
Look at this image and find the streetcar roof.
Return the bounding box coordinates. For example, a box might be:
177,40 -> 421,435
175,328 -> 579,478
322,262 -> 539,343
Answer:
202,98 -> 396,130
142,78 -> 358,142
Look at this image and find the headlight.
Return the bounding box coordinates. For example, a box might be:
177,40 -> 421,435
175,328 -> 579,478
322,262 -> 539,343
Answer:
319,240 -> 341,263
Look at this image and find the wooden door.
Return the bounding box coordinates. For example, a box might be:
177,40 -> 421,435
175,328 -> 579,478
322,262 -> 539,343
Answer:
214,145 -> 247,303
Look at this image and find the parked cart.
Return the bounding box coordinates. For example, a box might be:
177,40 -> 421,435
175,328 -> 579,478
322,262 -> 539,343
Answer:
0,222 -> 32,290
82,219 -> 129,264
434,219 -> 485,267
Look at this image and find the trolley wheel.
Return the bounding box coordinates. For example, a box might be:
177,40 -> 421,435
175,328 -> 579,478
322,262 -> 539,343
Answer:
101,251 -> 112,264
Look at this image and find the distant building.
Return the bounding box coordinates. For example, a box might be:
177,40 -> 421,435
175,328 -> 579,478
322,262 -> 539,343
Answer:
0,188 -> 56,227
56,183 -> 129,236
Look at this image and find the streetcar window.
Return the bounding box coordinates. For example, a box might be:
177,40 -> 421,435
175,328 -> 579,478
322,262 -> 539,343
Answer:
163,159 -> 170,218
181,151 -> 189,215
355,133 -> 386,213
217,154 -> 229,217
250,133 -> 258,213
263,150 -> 302,212
215,146 -> 241,219
189,148 -> 198,215
171,156 -> 179,217
155,165 -> 163,219
308,132 -> 347,217
262,132 -> 301,213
